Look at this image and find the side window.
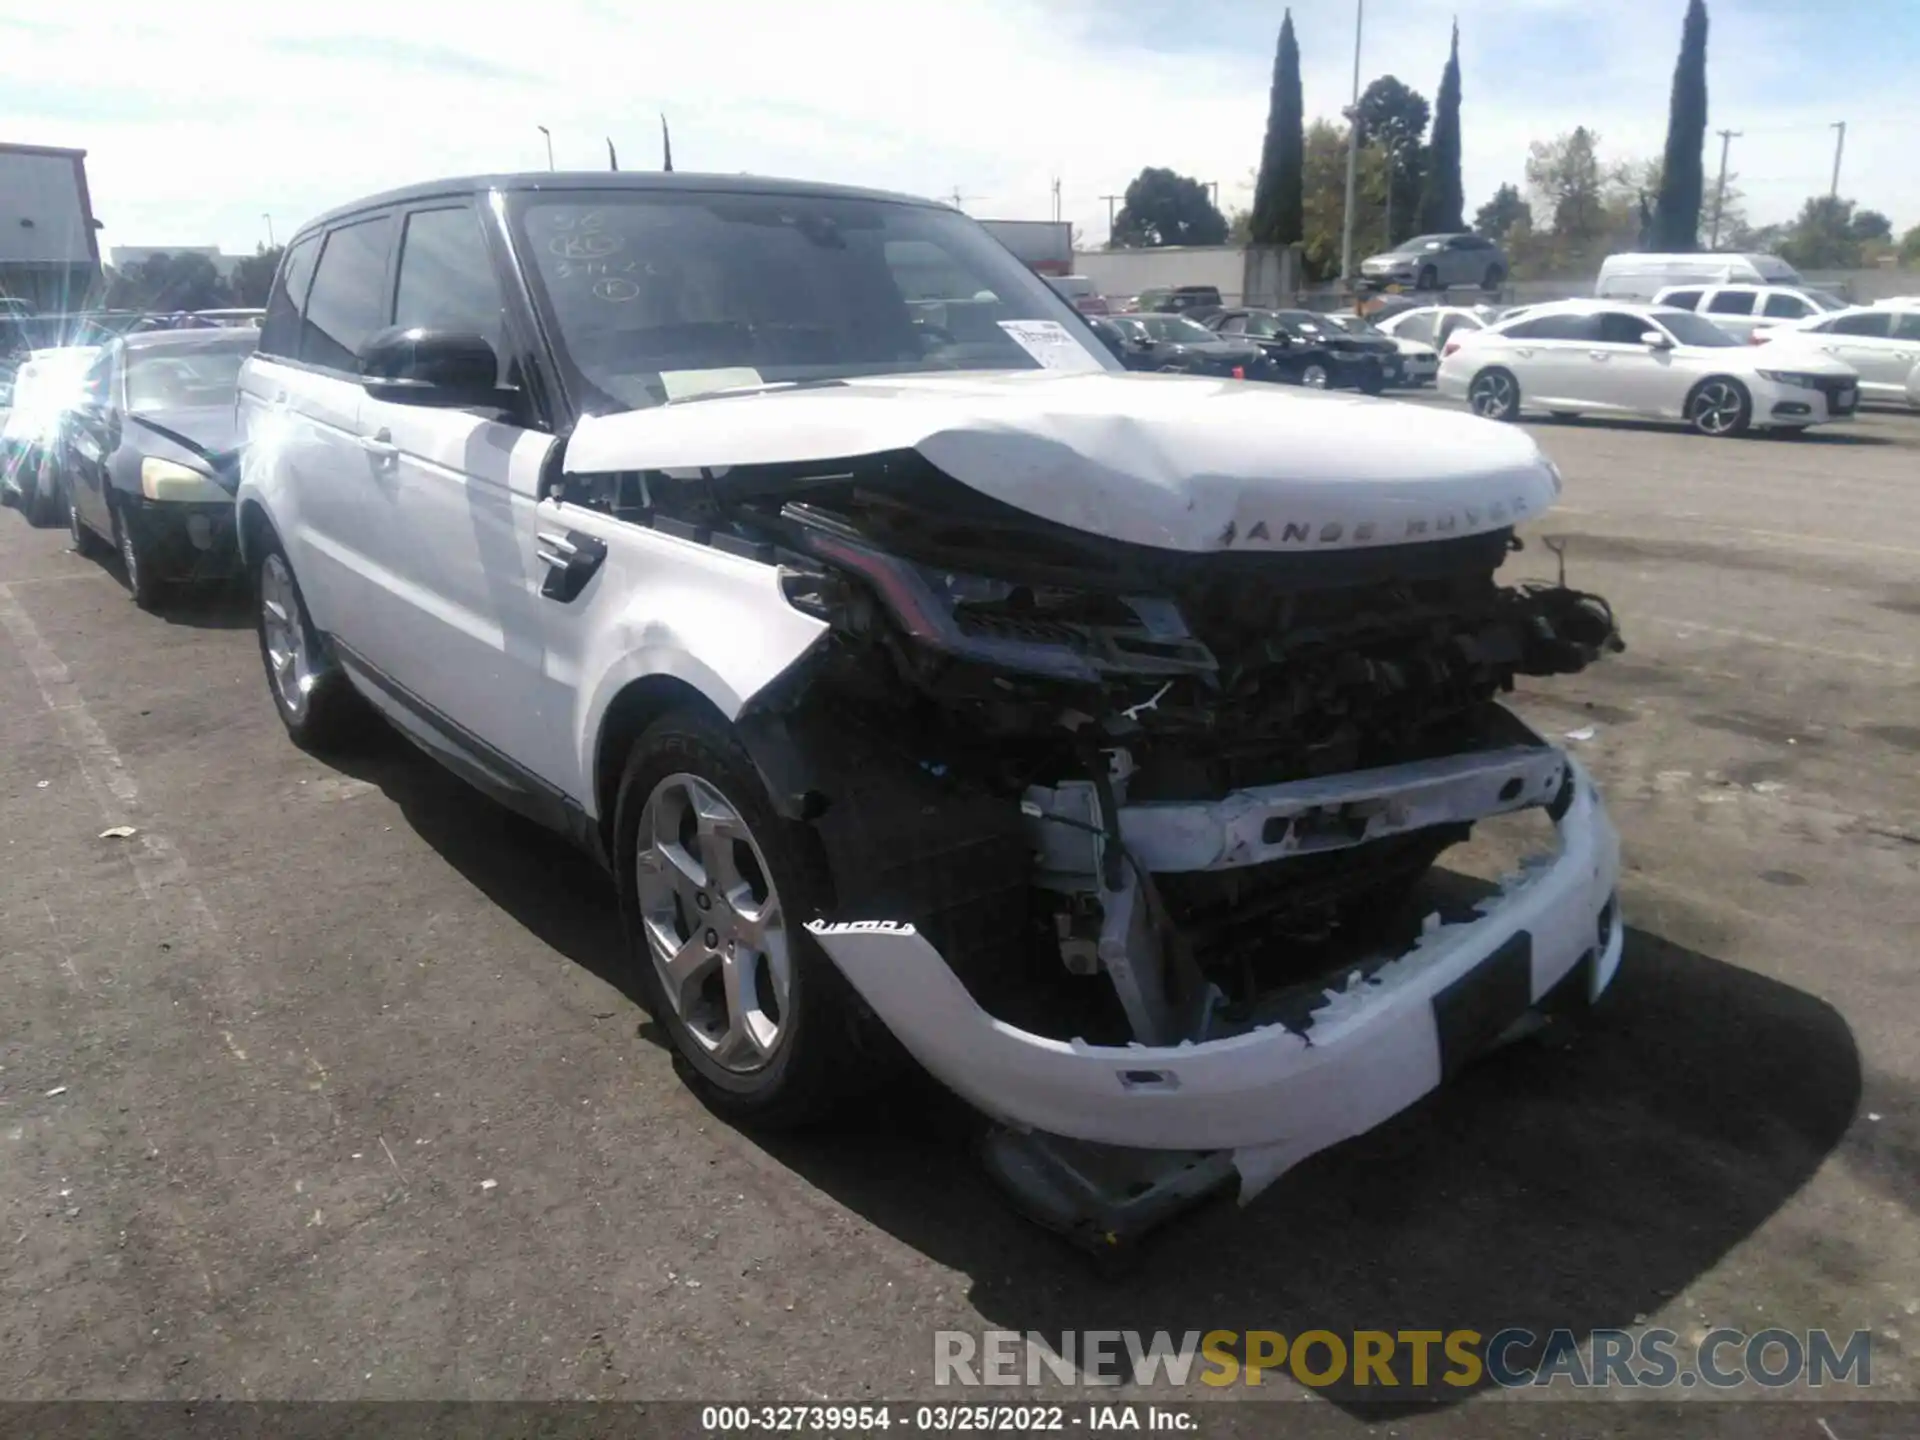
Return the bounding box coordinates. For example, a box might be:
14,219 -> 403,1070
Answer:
1763,293 -> 1811,319
1829,311 -> 1893,338
1216,314 -> 1245,334
1505,313 -> 1597,341
392,206 -> 509,382
1707,290 -> 1756,315
1892,312 -> 1920,342
1661,289 -> 1704,310
1396,312 -> 1437,344
1596,312 -> 1653,345
258,234 -> 320,360
300,214 -> 396,372
81,345 -> 118,409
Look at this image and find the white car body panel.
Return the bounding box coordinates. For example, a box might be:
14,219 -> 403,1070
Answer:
1907,358 -> 1920,409
1438,300 -> 1860,429
814,754 -> 1620,1202
1753,305 -> 1920,403
565,371 -> 1562,554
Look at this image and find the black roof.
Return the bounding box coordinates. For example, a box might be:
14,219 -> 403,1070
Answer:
297,171 -> 944,240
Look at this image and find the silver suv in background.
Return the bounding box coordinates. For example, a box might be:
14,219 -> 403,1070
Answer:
1652,283 -> 1845,342
1359,233 -> 1507,293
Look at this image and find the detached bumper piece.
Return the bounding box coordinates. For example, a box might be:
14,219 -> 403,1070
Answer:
809,728 -> 1623,1255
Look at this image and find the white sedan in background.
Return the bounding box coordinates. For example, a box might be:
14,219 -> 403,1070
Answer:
1750,303 -> 1920,407
1438,299 -> 1861,437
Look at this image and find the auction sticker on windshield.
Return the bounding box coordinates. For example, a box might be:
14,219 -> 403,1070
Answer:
996,320 -> 1106,372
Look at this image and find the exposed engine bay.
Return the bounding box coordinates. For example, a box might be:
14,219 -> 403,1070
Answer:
560,445 -> 1625,1052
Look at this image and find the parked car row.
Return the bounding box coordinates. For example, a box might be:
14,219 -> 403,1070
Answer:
2,171 -> 1632,1249
1086,306 -> 1433,392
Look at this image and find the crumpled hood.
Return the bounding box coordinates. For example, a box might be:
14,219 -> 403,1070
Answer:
564,370 -> 1561,554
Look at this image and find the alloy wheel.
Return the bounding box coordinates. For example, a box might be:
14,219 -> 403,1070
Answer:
1301,364 -> 1329,389
258,553 -> 314,720
635,772 -> 792,1075
1470,372 -> 1515,418
1690,381 -> 1744,435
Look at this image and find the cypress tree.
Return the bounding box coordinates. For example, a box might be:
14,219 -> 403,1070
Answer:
1419,22 -> 1464,232
1653,0 -> 1709,249
1250,11 -> 1304,244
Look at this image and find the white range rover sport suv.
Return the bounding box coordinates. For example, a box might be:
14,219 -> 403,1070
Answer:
236,173 -> 1626,1239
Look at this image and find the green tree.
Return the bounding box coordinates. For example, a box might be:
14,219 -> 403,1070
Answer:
1301,119 -> 1386,280
1357,75 -> 1429,247
1849,209 -> 1892,243
1899,223 -> 1920,266
1472,183 -> 1532,244
1112,168 -> 1229,248
1418,23 -> 1464,233
1249,10 -> 1304,244
1652,0 -> 1709,250
1524,128 -> 1639,272
104,252 -> 232,312
1778,195 -> 1872,270
229,243 -> 285,308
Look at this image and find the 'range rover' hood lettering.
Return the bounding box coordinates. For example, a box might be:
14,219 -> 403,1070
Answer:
564,371 -> 1561,553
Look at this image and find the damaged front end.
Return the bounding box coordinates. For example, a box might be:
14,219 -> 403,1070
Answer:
564,435 -> 1625,1243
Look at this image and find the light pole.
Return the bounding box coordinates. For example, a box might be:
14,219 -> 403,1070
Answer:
537,125 -> 554,171
1828,121 -> 1846,200
1338,0 -> 1364,288
263,213 -> 275,248
1708,129 -> 1739,249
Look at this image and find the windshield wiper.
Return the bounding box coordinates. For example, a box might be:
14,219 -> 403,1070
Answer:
661,377 -> 852,407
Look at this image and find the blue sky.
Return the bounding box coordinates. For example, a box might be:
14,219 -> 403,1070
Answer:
3,0 -> 1916,257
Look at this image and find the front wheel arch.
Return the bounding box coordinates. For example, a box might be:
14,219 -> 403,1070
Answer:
593,675 -> 729,855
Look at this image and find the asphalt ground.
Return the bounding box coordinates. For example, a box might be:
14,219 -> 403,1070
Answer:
2,397 -> 1917,1432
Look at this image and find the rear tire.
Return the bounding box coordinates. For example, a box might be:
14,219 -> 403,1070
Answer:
1468,367 -> 1522,421
253,534 -> 374,751
1299,362 -> 1330,389
1482,264 -> 1505,292
613,707 -> 879,1129
23,456 -> 63,528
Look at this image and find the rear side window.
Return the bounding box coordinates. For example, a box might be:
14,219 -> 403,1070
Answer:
1504,313 -> 1598,341
1660,289 -> 1704,310
1763,293 -> 1812,319
258,235 -> 320,360
1707,290 -> 1755,315
1827,311 -> 1893,338
300,215 -> 396,372
1892,312 -> 1920,342
1393,312 -> 1437,344
393,206 -> 509,382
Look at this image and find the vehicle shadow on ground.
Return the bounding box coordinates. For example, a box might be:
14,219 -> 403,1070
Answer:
317,731 -> 1863,1416
153,581 -> 254,630
318,721 -> 643,1007
746,924 -> 1863,1416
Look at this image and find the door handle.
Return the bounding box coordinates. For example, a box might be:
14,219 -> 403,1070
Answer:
360,428 -> 399,468
537,529 -> 607,603
1588,351 -> 1611,360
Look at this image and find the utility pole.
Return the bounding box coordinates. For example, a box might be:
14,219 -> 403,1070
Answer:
1338,0 -> 1364,287
1052,177 -> 1062,223
1206,181 -> 1219,209
1828,121 -> 1846,199
537,125 -> 554,171
1101,193 -> 1123,242
1381,141 -> 1397,249
1709,128 -> 1740,249
262,213 -> 275,248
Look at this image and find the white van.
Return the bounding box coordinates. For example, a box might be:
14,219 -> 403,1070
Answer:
1596,252 -> 1803,303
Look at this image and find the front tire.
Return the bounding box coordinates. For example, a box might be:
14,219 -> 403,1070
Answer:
1687,377 -> 1752,437
1417,264 -> 1439,292
1299,362 -> 1330,389
614,707 -> 877,1128
111,502 -> 164,610
253,537 -> 372,750
1469,367 -> 1522,421
1482,264 -> 1505,292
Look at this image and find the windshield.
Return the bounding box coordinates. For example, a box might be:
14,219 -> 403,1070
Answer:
1136,315 -> 1217,343
508,190 -> 1115,413
1805,291 -> 1846,312
1326,315 -> 1385,337
1391,234 -> 1447,254
1650,310 -> 1742,347
125,339 -> 257,412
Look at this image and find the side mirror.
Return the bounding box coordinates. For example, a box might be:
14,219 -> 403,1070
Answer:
1130,334 -> 1155,350
1641,330 -> 1674,349
359,326 -> 510,407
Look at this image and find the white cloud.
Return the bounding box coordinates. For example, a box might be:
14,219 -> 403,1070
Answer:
1,0 -> 1912,257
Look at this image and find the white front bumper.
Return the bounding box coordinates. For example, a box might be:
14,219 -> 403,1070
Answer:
810,759 -> 1621,1198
